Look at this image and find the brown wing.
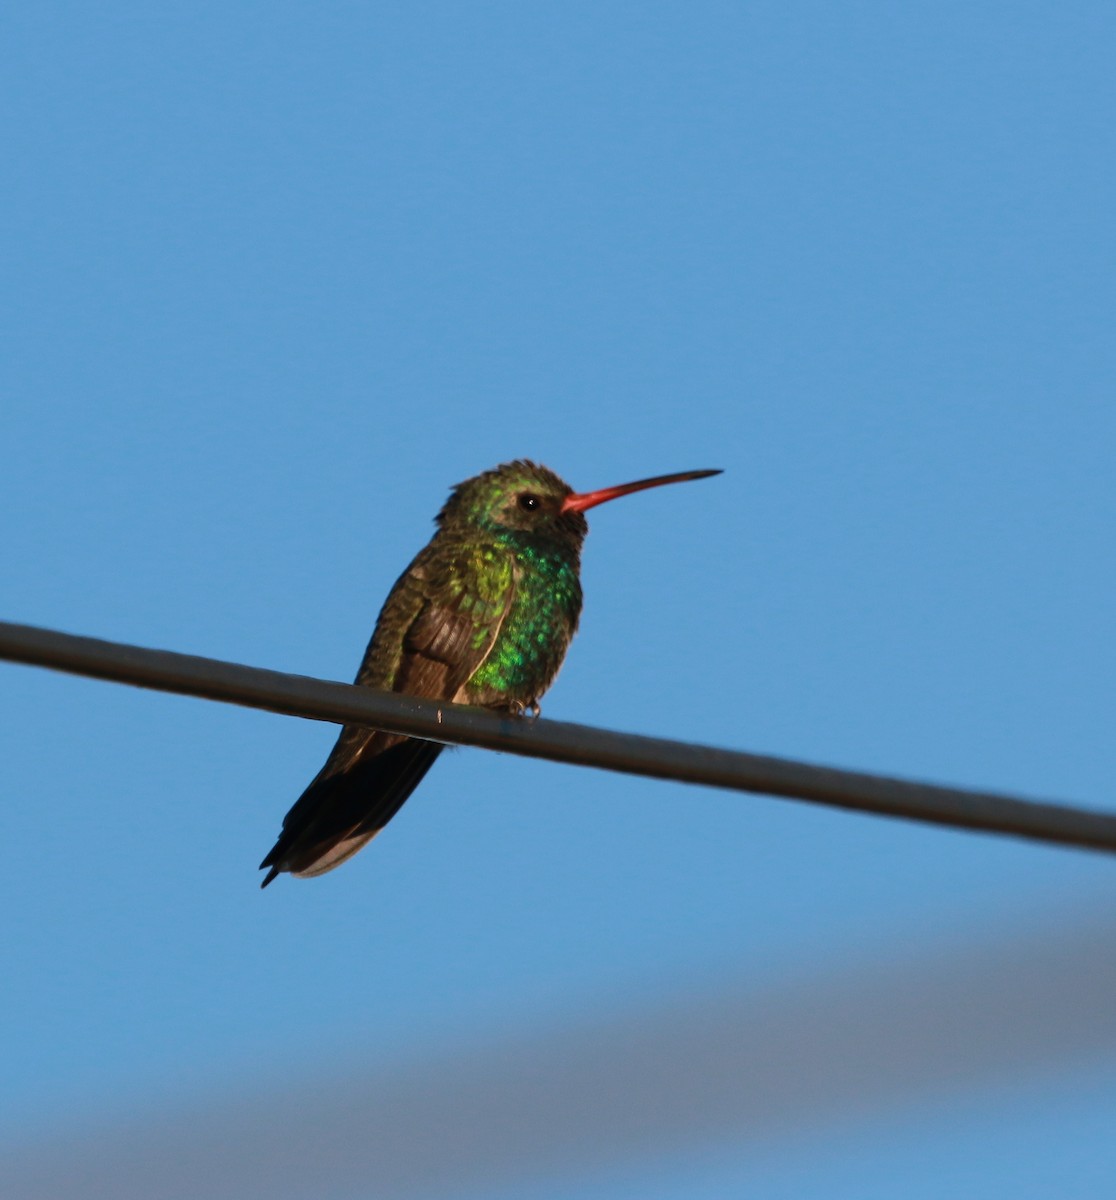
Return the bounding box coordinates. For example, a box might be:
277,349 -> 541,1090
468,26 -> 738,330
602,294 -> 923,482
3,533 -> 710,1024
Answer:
259,547 -> 516,883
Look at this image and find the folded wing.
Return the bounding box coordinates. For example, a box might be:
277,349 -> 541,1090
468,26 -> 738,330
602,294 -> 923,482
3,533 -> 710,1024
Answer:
259,549 -> 516,885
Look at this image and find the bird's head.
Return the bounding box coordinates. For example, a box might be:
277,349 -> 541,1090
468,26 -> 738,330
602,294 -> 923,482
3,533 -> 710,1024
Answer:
437,459 -> 721,550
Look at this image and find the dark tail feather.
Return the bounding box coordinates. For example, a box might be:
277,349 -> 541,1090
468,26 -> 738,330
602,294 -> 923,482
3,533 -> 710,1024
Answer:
259,737 -> 444,887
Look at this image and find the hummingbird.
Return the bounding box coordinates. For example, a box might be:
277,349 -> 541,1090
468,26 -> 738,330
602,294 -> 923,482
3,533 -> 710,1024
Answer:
259,460 -> 721,886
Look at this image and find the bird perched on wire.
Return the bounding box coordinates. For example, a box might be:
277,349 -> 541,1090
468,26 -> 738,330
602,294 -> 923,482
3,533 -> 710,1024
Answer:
259,459 -> 720,886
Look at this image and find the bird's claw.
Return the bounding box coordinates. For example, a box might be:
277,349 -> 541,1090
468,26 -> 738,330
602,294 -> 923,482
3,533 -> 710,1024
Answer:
510,699 -> 542,721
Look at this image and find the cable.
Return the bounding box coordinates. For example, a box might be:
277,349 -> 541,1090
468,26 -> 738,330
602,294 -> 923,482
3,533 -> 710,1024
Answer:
1,618 -> 1114,855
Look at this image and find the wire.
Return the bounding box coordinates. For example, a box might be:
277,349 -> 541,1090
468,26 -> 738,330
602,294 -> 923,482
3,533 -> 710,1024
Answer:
2,617 -> 1114,855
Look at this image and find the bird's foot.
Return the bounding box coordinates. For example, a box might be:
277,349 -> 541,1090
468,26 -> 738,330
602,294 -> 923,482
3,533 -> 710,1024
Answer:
509,698 -> 542,721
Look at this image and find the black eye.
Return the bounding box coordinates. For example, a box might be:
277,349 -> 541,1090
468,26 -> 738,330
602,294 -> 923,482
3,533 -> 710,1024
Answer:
518,493 -> 541,512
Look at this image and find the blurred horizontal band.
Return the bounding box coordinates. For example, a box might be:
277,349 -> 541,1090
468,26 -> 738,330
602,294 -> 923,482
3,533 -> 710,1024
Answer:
5,909 -> 1114,1198
1,617 -> 1114,855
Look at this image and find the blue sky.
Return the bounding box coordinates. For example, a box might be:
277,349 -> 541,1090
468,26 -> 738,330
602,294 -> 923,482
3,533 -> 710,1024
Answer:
3,3 -> 1116,1195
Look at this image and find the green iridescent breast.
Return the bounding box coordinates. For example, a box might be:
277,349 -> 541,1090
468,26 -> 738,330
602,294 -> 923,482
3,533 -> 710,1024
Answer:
465,536 -> 582,707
